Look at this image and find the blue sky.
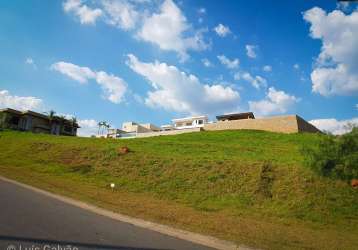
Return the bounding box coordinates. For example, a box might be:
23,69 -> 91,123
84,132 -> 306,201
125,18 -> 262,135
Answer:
0,0 -> 357,136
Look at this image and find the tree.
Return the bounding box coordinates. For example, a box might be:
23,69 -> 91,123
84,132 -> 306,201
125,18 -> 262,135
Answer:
97,121 -> 103,135
46,110 -> 56,122
303,127 -> 358,181
46,110 -> 56,134
104,122 -> 110,135
70,117 -> 77,127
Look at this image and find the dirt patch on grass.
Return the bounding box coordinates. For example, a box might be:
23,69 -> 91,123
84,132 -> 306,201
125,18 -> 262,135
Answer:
256,162 -> 275,199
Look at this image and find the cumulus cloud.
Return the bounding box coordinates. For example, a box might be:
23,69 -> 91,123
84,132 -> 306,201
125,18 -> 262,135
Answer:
77,119 -> 99,137
263,65 -> 272,72
234,72 -> 267,89
0,90 -> 43,111
217,55 -> 239,69
198,7 -> 206,14
201,58 -> 213,67
309,117 -> 358,135
51,62 -> 96,84
137,0 -> 208,60
102,0 -> 139,30
51,62 -> 127,103
213,23 -> 231,37
63,0 -> 103,24
303,7 -> 358,96
249,87 -> 299,116
245,44 -> 257,58
25,57 -> 37,69
95,71 -> 128,104
126,54 -> 240,115
63,0 -> 208,60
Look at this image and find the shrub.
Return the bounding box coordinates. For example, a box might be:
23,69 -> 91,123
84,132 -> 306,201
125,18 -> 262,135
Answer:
303,127 -> 358,181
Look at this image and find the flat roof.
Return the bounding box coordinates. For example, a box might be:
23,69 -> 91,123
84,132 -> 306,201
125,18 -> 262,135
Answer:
0,108 -> 80,127
172,115 -> 208,122
216,112 -> 255,120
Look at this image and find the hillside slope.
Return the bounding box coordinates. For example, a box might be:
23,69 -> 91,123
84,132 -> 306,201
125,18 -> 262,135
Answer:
0,130 -> 357,249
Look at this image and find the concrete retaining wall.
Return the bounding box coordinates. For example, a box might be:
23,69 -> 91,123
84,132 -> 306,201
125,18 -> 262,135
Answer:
296,115 -> 321,133
204,115 -> 320,134
135,128 -> 201,138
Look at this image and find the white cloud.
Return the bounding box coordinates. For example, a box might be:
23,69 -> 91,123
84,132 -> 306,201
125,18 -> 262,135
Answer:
201,58 -> 213,67
249,87 -> 299,116
63,0 -> 103,25
51,62 -> 96,84
198,7 -> 206,14
25,57 -> 37,69
102,0 -> 139,30
0,90 -> 43,111
293,63 -> 300,70
95,71 -> 127,104
309,117 -> 358,135
217,55 -> 239,69
245,44 -> 257,58
356,104 -> 358,110
336,2 -> 350,12
25,58 -> 34,65
77,119 -> 99,137
51,62 -> 127,103
126,54 -> 240,115
234,72 -> 267,89
213,23 -> 231,37
137,0 -> 208,60
303,7 -> 358,96
263,65 -> 272,72
63,0 -> 208,60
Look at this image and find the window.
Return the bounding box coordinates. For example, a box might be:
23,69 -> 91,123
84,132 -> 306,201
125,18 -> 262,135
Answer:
198,120 -> 203,125
9,116 -> 19,125
64,125 -> 72,133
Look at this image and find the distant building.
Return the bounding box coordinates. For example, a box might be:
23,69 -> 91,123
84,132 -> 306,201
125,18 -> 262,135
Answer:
161,124 -> 174,131
122,122 -> 161,133
172,115 -> 208,130
106,128 -> 127,138
0,108 -> 79,136
216,112 -> 255,121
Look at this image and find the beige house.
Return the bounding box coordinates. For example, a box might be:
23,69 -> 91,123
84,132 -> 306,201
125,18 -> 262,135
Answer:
0,108 -> 79,136
122,122 -> 161,133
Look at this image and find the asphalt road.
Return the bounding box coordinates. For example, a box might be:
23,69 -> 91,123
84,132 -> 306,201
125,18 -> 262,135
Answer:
0,178 -> 214,250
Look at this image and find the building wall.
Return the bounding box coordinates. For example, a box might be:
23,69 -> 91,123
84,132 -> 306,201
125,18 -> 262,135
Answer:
0,110 -> 78,136
135,127 -> 201,138
204,115 -> 302,134
296,115 -> 321,133
31,116 -> 51,133
140,123 -> 161,132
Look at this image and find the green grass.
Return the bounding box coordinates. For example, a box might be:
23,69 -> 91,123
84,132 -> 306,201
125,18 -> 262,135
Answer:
0,130 -> 357,249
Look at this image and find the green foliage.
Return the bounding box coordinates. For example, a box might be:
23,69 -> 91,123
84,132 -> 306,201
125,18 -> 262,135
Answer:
303,127 -> 358,180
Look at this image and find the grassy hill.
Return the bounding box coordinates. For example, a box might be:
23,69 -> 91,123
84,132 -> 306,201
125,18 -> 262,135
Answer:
0,130 -> 357,249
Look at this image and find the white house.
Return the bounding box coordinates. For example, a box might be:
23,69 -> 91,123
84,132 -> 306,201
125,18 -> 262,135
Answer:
172,115 -> 208,130
161,124 -> 174,131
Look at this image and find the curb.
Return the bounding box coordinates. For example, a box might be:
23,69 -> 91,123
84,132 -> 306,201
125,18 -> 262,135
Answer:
0,176 -> 253,250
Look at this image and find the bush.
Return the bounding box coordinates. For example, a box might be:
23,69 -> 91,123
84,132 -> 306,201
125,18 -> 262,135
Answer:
303,127 -> 358,181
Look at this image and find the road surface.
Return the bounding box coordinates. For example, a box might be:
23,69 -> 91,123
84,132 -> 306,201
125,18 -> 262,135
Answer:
0,178 -> 214,250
